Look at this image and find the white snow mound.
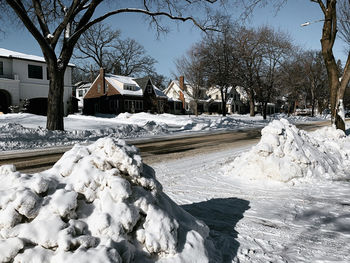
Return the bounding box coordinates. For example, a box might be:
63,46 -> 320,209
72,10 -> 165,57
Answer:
224,119 -> 350,182
0,138 -> 214,262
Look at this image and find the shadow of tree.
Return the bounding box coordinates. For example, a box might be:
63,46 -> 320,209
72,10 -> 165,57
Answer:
181,197 -> 250,262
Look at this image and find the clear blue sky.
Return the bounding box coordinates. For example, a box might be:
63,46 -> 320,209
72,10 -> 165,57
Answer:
0,0 -> 347,79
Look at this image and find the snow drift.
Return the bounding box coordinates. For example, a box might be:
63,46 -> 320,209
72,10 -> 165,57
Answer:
224,119 -> 350,182
0,138 -> 216,262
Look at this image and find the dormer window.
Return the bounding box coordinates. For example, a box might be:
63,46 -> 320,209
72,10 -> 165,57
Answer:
124,85 -> 135,91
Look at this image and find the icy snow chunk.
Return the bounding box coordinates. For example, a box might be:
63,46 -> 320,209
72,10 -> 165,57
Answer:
0,237 -> 24,262
0,138 -> 214,261
143,205 -> 179,254
50,189 -> 78,217
0,164 -> 16,175
224,119 -> 350,182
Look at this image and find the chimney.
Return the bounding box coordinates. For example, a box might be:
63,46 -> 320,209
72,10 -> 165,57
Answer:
179,76 -> 184,91
100,67 -> 106,94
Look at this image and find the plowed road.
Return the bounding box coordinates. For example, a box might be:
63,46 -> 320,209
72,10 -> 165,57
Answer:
0,121 -> 331,173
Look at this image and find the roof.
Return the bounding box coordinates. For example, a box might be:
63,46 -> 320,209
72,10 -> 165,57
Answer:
153,85 -> 168,98
0,48 -> 75,67
105,74 -> 143,96
134,77 -> 149,91
165,80 -> 194,101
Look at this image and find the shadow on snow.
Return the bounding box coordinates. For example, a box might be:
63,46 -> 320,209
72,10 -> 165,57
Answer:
181,197 -> 250,262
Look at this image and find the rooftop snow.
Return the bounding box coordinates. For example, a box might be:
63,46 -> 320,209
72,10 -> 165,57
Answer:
105,74 -> 143,96
0,48 -> 75,66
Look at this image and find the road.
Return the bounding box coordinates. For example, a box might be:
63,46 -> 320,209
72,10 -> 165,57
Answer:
0,120 -> 331,173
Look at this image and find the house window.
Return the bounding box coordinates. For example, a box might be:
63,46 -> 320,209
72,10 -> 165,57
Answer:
28,64 -> 43,79
0,61 -> 3,75
148,86 -> 152,93
105,84 -> 109,93
124,85 -> 135,91
215,95 -> 219,100
97,83 -> 101,93
78,90 -> 84,97
124,100 -> 143,111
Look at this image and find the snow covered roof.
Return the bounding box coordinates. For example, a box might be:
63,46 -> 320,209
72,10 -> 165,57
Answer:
75,82 -> 91,89
165,80 -> 194,101
105,74 -> 143,96
153,85 -> 167,98
0,48 -> 75,67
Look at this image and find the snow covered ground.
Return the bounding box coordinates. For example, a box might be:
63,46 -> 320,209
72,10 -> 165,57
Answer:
0,112 -> 329,151
2,112 -> 348,262
153,120 -> 350,262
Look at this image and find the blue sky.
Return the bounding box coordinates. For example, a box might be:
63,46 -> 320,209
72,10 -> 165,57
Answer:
0,0 -> 347,79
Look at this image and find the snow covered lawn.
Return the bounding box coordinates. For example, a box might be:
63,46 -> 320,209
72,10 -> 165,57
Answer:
0,112 -> 328,151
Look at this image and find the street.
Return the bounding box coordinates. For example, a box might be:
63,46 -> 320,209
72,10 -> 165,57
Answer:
0,120 -> 331,173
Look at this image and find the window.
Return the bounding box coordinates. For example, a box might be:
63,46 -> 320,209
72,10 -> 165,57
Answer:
105,84 -> 109,93
124,85 -> 135,91
0,61 -> 3,75
147,86 -> 153,93
215,95 -> 219,100
78,90 -> 84,97
97,83 -> 101,93
28,64 -> 43,79
124,100 -> 143,111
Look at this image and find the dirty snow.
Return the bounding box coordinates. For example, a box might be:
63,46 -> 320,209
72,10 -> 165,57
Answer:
152,120 -> 350,262
0,112 -> 328,151
224,118 -> 350,183
0,138 -> 217,262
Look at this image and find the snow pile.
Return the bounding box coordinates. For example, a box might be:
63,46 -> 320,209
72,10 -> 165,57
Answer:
0,122 -> 167,151
0,138 -> 215,262
224,119 -> 350,182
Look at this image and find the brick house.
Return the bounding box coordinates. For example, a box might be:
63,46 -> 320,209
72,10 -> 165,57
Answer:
83,68 -> 167,115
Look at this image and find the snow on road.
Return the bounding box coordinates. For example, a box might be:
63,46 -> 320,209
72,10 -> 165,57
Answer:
0,112 -> 328,151
152,120 -> 350,262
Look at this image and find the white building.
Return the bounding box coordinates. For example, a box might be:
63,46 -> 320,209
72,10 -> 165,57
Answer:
207,86 -> 247,114
0,48 -> 73,115
75,81 -> 91,109
164,76 -> 208,114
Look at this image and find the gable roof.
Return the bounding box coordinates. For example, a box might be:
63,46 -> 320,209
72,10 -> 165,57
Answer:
104,74 -> 143,96
0,48 -> 75,67
165,80 -> 194,101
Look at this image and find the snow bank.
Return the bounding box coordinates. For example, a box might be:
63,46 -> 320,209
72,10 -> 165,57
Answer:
224,119 -> 350,182
0,138 -> 215,262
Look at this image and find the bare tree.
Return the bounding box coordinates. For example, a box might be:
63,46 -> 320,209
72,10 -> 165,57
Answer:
111,38 -> 157,77
200,18 -> 239,116
234,26 -> 265,116
175,43 -> 207,116
74,23 -> 120,69
256,26 -> 293,119
1,0 -> 223,130
74,24 -> 157,78
301,51 -> 328,116
238,0 -> 350,130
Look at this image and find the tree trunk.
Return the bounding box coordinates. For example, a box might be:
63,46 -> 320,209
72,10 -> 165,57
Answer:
46,70 -> 65,131
262,102 -> 267,120
249,89 -> 255,116
319,0 -> 345,130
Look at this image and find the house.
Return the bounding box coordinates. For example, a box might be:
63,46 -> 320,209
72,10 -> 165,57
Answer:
0,48 -> 73,115
83,68 -> 167,115
74,81 -> 91,110
207,86 -> 248,114
164,76 -> 208,114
